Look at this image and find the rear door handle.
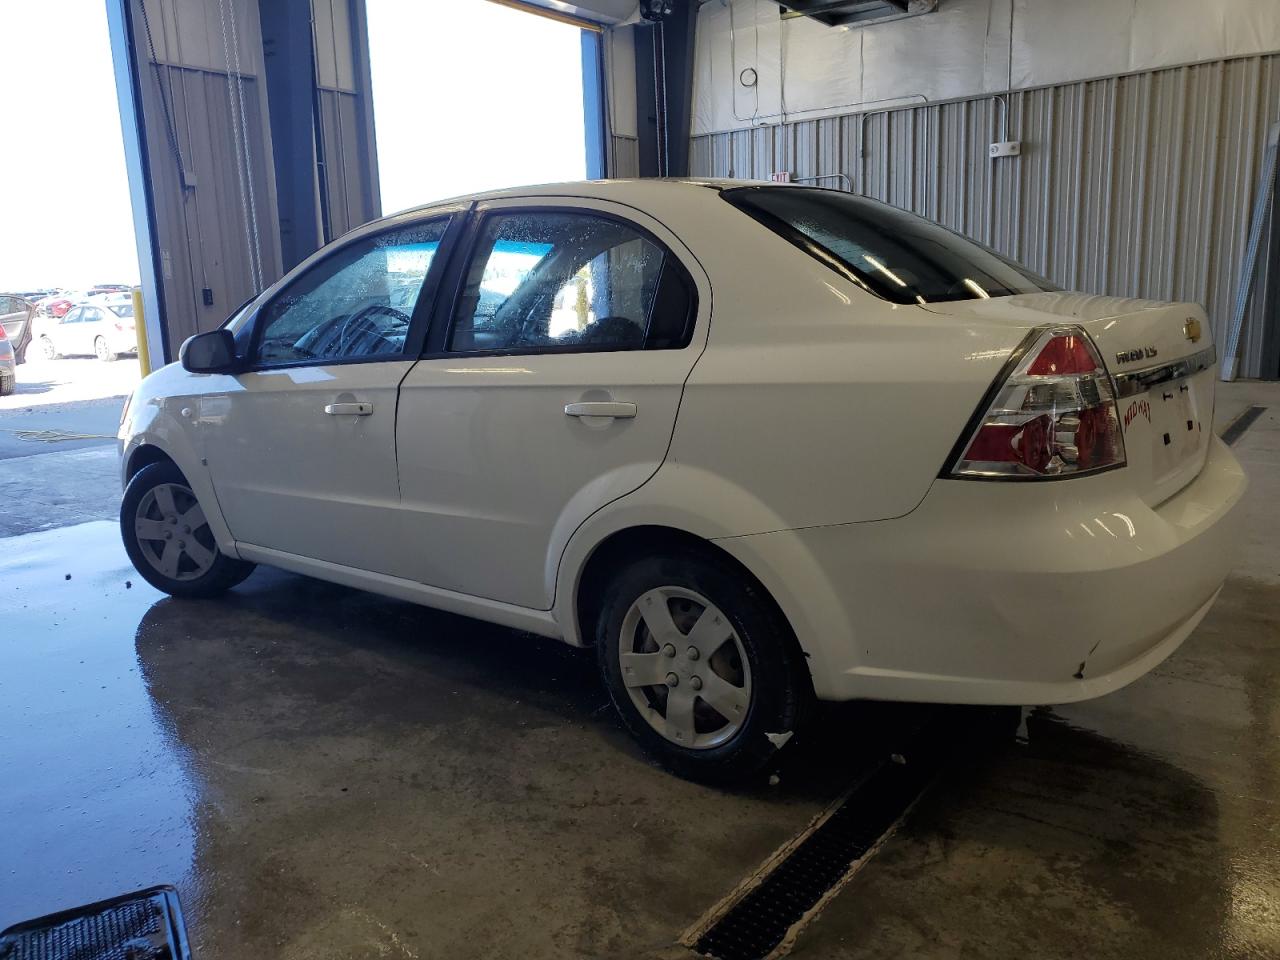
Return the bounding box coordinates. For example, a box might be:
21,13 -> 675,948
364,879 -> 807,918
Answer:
564,401 -> 637,419
324,402 -> 374,416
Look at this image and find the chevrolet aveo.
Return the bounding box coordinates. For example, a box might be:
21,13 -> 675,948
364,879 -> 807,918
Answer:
118,180 -> 1246,780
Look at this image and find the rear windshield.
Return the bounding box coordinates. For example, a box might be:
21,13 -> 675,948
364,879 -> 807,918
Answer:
107,304 -> 134,318
723,186 -> 1057,305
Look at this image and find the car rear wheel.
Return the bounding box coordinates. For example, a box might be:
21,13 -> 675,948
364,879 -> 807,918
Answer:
38,337 -> 58,360
95,336 -> 117,362
0,373 -> 13,396
121,461 -> 256,598
596,550 -> 809,783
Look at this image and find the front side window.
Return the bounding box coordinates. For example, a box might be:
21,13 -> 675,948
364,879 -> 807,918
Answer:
724,186 -> 1057,305
254,218 -> 449,366
450,211 -> 667,353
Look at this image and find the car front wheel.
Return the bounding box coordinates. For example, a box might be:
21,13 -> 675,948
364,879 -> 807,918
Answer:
39,337 -> 58,360
596,551 -> 810,783
120,461 -> 256,597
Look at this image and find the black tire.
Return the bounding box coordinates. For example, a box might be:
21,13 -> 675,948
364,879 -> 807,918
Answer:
0,373 -> 13,396
39,337 -> 58,360
95,336 -> 118,362
596,550 -> 811,783
121,461 -> 256,598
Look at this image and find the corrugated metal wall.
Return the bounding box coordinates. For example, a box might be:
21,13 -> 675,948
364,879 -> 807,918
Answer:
611,134 -> 640,177
311,0 -> 380,240
131,0 -> 281,347
128,0 -> 380,355
691,54 -> 1280,379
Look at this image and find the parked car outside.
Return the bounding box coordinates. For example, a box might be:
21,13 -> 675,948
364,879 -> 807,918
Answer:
116,180 -> 1247,781
0,328 -> 16,395
0,295 -> 35,364
90,283 -> 133,296
39,298 -> 137,361
36,294 -> 75,318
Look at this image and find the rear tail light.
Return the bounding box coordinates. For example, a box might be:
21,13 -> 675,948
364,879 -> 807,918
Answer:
947,325 -> 1125,479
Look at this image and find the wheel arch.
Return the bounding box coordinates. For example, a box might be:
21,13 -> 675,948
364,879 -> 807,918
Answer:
567,524 -> 817,701
121,419 -> 239,559
124,443 -> 179,484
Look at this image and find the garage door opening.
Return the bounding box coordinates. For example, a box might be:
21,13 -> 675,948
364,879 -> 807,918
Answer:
365,0 -> 597,215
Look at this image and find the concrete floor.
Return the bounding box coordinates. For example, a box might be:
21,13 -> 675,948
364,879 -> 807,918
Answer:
0,355 -> 135,536
1,383 -> 1277,959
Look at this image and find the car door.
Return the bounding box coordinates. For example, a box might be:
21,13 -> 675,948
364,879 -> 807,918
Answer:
52,307 -> 82,355
79,306 -> 106,355
200,210 -> 461,573
0,297 -> 33,361
394,199 -> 708,609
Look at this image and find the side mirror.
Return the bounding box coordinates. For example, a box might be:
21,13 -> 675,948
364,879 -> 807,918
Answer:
179,329 -> 240,374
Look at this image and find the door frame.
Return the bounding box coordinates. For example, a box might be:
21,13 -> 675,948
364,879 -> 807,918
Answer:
418,197 -> 703,360
235,202 -> 473,371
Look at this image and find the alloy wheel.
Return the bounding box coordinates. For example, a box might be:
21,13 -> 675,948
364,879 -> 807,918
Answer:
619,586 -> 753,749
133,482 -> 218,581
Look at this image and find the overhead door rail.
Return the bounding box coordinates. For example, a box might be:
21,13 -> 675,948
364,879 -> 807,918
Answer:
484,0 -> 605,32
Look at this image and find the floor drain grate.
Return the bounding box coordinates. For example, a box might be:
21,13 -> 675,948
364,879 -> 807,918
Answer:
1222,404 -> 1267,446
0,885 -> 190,960
686,714 -> 967,960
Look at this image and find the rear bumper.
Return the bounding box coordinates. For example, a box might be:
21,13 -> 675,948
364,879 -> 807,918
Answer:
715,436 -> 1247,704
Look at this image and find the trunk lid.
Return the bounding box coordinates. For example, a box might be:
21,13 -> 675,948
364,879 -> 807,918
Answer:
924,292 -> 1216,505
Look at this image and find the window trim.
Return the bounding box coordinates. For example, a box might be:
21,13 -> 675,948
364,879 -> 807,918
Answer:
243,212 -> 462,372
424,204 -> 698,359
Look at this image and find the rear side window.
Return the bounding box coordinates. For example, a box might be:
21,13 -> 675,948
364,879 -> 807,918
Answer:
724,186 -> 1057,305
449,211 -> 681,354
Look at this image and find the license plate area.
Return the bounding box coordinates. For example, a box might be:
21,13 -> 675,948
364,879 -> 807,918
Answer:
1149,376 -> 1206,481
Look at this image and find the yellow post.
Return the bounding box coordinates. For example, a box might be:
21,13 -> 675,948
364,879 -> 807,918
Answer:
131,286 -> 152,376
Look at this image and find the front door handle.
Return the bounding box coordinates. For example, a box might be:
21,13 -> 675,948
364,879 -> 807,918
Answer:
324,402 -> 374,416
564,401 -> 637,419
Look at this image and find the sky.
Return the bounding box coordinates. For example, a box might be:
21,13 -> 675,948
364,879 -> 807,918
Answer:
365,0 -> 587,214
0,0 -> 587,292
0,0 -> 139,291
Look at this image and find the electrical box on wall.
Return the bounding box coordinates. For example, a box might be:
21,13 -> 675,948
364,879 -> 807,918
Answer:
990,141 -> 1022,158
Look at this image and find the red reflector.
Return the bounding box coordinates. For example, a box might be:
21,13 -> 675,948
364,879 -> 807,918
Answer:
964,414 -> 1054,473
1026,334 -> 1099,376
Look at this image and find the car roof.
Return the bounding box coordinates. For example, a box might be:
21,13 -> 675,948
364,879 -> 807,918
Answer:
268,178 -> 819,301
389,177 -> 776,218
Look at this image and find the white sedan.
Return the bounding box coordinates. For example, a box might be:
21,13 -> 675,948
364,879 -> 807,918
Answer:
117,180 -> 1246,780
38,296 -> 138,361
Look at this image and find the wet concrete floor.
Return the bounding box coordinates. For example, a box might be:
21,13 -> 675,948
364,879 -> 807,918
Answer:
1,386 -> 1277,959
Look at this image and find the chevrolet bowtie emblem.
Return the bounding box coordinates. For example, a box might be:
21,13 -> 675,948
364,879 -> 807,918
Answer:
1184,317 -> 1202,343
